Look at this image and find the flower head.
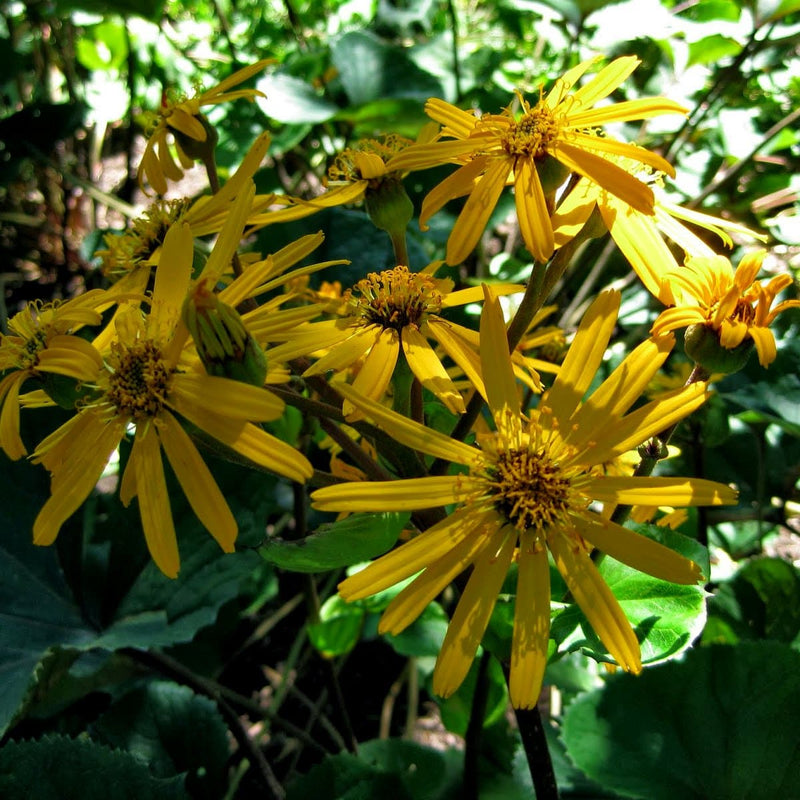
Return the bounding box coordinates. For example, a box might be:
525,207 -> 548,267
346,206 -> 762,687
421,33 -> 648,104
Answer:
0,292 -> 108,459
138,60 -> 271,195
651,250 -> 800,368
311,288 -> 736,707
386,56 -> 686,264
30,203 -> 312,578
267,264 -> 525,418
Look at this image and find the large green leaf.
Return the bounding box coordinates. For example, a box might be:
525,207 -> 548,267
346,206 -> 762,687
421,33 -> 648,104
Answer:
550,557 -> 706,665
331,31 -> 443,106
562,642 -> 800,800
91,681 -> 229,800
0,735 -> 187,800
256,72 -> 339,124
260,512 -> 409,573
287,739 -> 462,800
704,557 -> 800,647
307,594 -> 365,658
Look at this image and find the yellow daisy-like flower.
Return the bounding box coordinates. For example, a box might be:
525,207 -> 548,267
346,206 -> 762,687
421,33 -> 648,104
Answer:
138,59 -> 272,195
30,207 -> 313,579
386,56 -> 686,265
246,129 -> 437,231
0,292 -> 108,460
311,288 -> 736,708
552,164 -> 767,305
651,250 -> 800,367
267,263 -> 524,418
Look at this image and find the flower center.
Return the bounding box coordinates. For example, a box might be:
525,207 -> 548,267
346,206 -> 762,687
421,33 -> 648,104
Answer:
488,446 -> 571,531
106,340 -> 172,420
349,266 -> 443,331
730,298 -> 756,326
501,103 -> 560,159
329,135 -> 412,183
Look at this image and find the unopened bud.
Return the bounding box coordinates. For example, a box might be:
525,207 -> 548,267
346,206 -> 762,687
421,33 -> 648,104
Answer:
684,323 -> 754,374
364,176 -> 414,236
183,282 -> 267,385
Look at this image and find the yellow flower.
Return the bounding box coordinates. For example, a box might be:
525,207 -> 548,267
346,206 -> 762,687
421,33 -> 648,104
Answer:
311,288 -> 736,708
247,129 -> 438,230
30,199 -> 313,579
651,250 -> 800,367
267,264 -> 524,418
0,292 -> 107,459
138,60 -> 272,195
385,56 -> 686,265
552,164 -> 767,305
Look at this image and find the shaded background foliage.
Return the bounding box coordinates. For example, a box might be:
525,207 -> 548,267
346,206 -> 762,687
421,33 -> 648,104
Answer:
1,0 -> 800,797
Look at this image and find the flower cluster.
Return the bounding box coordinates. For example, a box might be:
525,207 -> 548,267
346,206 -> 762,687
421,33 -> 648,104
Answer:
3,55 -> 797,711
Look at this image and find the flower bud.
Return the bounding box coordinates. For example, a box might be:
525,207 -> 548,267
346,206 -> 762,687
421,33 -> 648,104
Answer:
183,282 -> 267,386
364,176 -> 414,236
684,322 -> 754,374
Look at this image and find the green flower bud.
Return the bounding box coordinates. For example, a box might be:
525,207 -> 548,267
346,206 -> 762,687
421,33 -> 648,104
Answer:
684,323 -> 754,374
183,283 -> 267,386
364,176 -> 414,236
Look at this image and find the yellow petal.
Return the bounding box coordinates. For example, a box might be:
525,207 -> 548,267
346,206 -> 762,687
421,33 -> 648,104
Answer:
567,98 -> 688,130
514,158 -> 555,263
566,334 -> 675,440
572,511 -> 702,584
311,474 -> 481,512
150,221 -> 193,343
480,284 -> 521,431
447,157 -> 510,264
420,156 -> 489,231
344,328 -> 399,419
172,373 -> 284,421
425,97 -> 478,137
176,407 -> 313,483
433,526 -> 516,698
332,381 -> 482,467
401,326 -> 465,414
167,106 -> 207,141
338,505 -> 498,601
650,306 -> 706,336
302,325 -> 380,376
0,373 -> 26,460
566,56 -> 639,109
158,410 -> 237,553
132,425 -> 181,578
582,475 -> 737,507
33,416 -> 122,546
749,325 -> 777,366
378,513 -> 500,634
509,535 -> 551,709
386,138 -> 487,173
543,290 -> 620,431
555,143 -> 656,213
582,382 -> 709,465
548,528 -> 641,673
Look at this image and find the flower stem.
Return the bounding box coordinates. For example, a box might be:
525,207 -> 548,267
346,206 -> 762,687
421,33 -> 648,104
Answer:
514,704 -> 559,800
463,650 -> 492,800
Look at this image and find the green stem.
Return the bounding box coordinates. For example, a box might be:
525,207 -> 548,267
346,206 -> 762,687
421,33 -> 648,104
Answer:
390,228 -> 409,267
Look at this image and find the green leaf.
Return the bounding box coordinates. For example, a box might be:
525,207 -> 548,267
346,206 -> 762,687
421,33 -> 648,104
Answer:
260,512 -> 409,573
562,642 -> 800,800
384,601 -> 448,658
307,595 -> 365,658
334,98 -> 430,138
91,681 -> 229,800
256,72 -> 338,124
331,31 -> 443,106
439,655 -> 508,736
0,735 -> 188,800
287,739 -> 462,800
75,21 -> 129,72
688,34 -> 742,66
551,557 -> 706,665
704,557 -> 800,646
